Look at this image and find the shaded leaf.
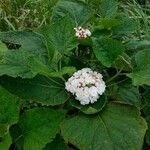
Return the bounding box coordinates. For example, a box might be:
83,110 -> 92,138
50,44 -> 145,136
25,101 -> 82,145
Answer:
15,108 -> 66,150
0,75 -> 69,106
110,82 -> 142,107
44,134 -> 68,150
143,91 -> 150,117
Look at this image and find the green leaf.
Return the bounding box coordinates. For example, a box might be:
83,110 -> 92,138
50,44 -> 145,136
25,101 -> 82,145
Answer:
0,30 -> 48,78
28,57 -> 76,78
61,102 -> 147,150
70,94 -> 107,114
86,0 -> 101,12
0,133 -> 12,150
98,0 -> 118,18
92,38 -> 124,67
0,50 -> 35,78
110,82 -> 142,107
15,108 -> 66,150
52,0 -> 92,25
48,67 -> 76,78
28,56 -> 53,77
37,16 -> 78,64
44,134 -> 68,150
97,18 -> 121,29
0,86 -> 20,136
112,15 -> 138,34
125,40 -> 150,50
0,76 -> 69,106
0,30 -> 47,53
127,49 -> 150,86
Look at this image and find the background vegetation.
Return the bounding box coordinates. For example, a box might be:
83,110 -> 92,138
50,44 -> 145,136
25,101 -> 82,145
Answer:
0,0 -> 150,150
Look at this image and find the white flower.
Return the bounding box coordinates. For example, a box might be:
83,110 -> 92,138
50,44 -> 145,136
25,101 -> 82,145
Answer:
65,68 -> 106,105
74,27 -> 91,39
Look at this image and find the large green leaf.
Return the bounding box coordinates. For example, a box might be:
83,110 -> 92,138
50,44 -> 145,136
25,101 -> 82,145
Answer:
92,38 -> 124,67
0,30 -> 47,53
0,30 -> 48,78
0,75 -> 69,106
127,49 -> 150,86
98,0 -> 118,18
52,0 -> 92,25
0,50 -> 35,78
61,102 -> 147,150
0,86 -> 20,136
38,16 -> 78,64
14,108 -> 66,150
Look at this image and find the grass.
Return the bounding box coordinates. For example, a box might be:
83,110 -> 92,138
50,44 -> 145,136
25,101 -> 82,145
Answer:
0,0 -> 58,31
0,0 -> 150,36
120,0 -> 150,37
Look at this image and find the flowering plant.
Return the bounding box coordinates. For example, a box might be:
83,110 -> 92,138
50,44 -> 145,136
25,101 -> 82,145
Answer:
0,0 -> 150,150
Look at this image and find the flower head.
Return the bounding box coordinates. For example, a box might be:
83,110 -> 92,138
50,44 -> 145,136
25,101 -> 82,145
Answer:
74,27 -> 91,39
65,68 -> 106,105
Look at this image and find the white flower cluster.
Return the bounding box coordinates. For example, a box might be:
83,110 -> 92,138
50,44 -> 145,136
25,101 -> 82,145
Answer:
74,27 -> 91,39
65,68 -> 106,105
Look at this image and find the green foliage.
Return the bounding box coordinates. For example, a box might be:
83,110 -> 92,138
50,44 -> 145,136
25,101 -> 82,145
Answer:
0,133 -> 12,150
13,108 -> 66,150
0,0 -> 149,149
37,16 -> 78,65
61,103 -> 147,150
44,134 -> 68,150
52,0 -> 92,25
0,86 -> 20,136
0,76 -> 70,106
110,82 -> 142,107
92,38 -> 124,67
98,0 -> 118,18
127,49 -> 150,86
